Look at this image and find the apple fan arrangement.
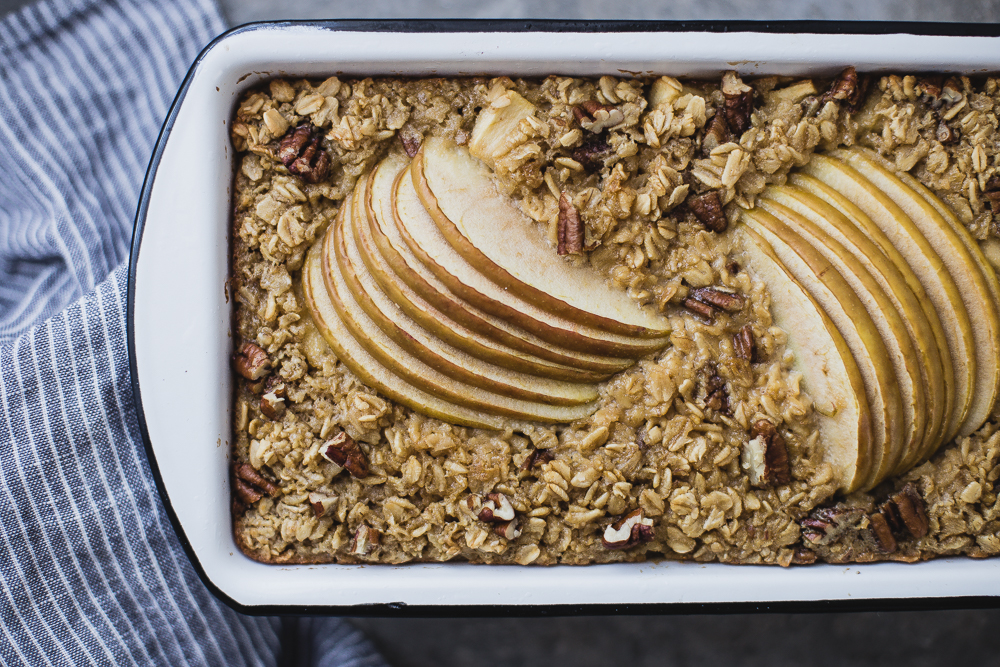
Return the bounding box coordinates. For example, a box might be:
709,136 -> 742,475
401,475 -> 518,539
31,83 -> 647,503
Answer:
303,132 -> 1000,494
303,136 -> 673,430
737,147 -> 1000,492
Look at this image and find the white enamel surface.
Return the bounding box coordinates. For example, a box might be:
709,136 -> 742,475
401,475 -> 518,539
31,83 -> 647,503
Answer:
132,24 -> 1000,609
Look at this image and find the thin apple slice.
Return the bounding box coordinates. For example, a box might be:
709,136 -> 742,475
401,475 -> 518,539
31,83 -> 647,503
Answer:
836,147 -> 1000,440
735,225 -> 873,492
758,197 -> 928,481
394,164 -> 668,359
414,136 -> 670,339
741,207 -> 903,491
761,186 -> 949,471
303,238 -> 508,430
321,204 -> 598,424
334,180 -> 599,407
801,155 -> 975,443
362,154 -> 631,378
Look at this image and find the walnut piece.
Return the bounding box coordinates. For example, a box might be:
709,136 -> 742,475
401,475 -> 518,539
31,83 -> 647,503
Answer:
276,122 -> 330,184
742,420 -> 791,486
320,432 -> 370,478
601,509 -> 654,550
557,192 -> 585,255
688,190 -> 728,233
820,66 -> 868,112
233,341 -> 271,381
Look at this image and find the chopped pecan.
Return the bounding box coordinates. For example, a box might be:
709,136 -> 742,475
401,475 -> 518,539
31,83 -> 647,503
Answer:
702,112 -> 731,155
721,71 -> 754,134
320,432 -> 369,478
725,259 -> 740,274
473,493 -> 516,523
688,190 -> 728,233
703,369 -> 730,414
820,66 -> 868,112
734,324 -> 757,363
984,175 -> 1000,212
791,548 -> 818,565
574,100 -> 625,133
941,77 -> 964,106
936,121 -> 959,145
399,128 -> 422,158
682,297 -> 716,320
601,509 -> 655,550
233,341 -> 271,381
349,525 -> 380,556
493,519 -> 521,540
800,507 -> 867,546
309,492 -> 336,518
889,483 -> 929,539
917,76 -> 944,106
276,122 -> 330,184
519,448 -> 555,471
869,512 -> 897,553
743,420 -> 791,486
571,135 -> 613,171
557,192 -> 585,256
259,377 -> 287,420
234,478 -> 262,505
234,462 -> 279,496
690,287 -> 745,312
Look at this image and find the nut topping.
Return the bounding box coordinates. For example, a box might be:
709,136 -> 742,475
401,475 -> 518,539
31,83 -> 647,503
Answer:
800,507 -> 867,546
984,175 -> 1000,212
573,100 -> 625,133
471,492 -> 516,523
820,66 -> 868,112
519,448 -> 555,471
721,71 -> 754,134
276,122 -> 330,184
571,135 -> 613,171
399,128 -> 422,158
681,296 -> 716,320
701,112 -> 731,155
733,324 -> 757,362
349,525 -> 380,556
689,287 -> 745,313
233,462 -> 278,505
742,420 -> 791,486
557,192 -> 585,255
320,432 -> 369,478
869,511 -> 897,553
703,369 -> 730,414
259,377 -> 287,420
233,341 -> 271,381
309,492 -> 336,518
601,509 -> 654,550
687,190 -> 728,233
493,520 -> 521,541
888,483 -> 929,539
935,121 -> 959,145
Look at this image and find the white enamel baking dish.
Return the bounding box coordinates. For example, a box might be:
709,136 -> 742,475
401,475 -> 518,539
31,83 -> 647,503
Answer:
128,20 -> 1000,614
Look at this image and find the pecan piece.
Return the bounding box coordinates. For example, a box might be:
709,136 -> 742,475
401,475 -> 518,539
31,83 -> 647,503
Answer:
308,492 -> 336,519
869,512 -> 898,553
601,509 -> 655,550
234,478 -> 262,505
574,100 -> 625,133
702,112 -> 731,155
349,525 -> 380,556
800,507 -> 867,546
743,420 -> 791,486
681,297 -> 716,320
493,519 -> 521,541
688,190 -> 727,233
320,432 -> 369,478
889,483 -> 929,539
721,71 -> 754,134
936,121 -> 959,145
471,493 -> 516,523
277,122 -> 330,184
703,369 -> 730,414
820,66 -> 869,112
984,175 -> 1000,212
690,287 -> 745,312
234,462 -> 279,496
733,324 -> 757,363
557,192 -> 585,256
259,377 -> 287,420
399,128 -> 422,158
571,135 -> 613,171
519,448 -> 555,471
791,548 -> 818,565
233,341 -> 271,381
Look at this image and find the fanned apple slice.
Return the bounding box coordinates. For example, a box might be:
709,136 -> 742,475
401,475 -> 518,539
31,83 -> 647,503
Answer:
303,238 -> 507,430
801,155 -> 975,442
758,198 -> 928,481
414,136 -> 670,339
735,225 -> 873,492
741,207 -> 902,491
761,186 -> 949,469
836,147 -> 1000,440
394,165 -> 667,359
335,180 -> 598,407
320,205 -> 598,424
362,154 -> 630,378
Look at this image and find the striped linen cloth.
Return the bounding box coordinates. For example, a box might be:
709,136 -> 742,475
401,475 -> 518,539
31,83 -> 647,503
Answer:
0,0 -> 387,665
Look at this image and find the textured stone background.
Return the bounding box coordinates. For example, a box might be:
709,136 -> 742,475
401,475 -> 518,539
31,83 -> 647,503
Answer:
4,0 -> 1000,664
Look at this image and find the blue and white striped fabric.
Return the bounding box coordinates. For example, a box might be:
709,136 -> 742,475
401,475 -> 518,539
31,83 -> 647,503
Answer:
0,0 -> 387,665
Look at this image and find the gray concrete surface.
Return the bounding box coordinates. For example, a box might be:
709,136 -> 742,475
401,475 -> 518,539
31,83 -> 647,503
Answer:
3,0 -> 1000,665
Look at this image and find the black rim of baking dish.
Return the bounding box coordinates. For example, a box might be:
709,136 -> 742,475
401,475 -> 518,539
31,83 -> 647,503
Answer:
127,18 -> 1000,617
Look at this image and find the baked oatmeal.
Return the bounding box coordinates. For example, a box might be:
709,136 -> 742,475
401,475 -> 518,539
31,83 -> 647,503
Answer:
228,70 -> 1000,566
